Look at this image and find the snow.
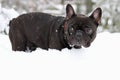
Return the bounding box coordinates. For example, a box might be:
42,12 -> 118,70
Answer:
0,32 -> 120,80
0,7 -> 19,34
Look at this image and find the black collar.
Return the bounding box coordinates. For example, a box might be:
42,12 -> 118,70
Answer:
58,20 -> 72,49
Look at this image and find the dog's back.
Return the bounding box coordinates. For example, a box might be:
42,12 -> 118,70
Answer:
9,12 -> 54,51
9,12 -> 66,51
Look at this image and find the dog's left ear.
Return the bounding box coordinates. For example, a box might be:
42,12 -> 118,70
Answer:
89,7 -> 102,25
66,4 -> 76,20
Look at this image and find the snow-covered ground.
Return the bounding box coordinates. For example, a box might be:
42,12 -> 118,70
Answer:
0,32 -> 120,80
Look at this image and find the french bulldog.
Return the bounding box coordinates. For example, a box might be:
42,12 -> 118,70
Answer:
9,4 -> 102,51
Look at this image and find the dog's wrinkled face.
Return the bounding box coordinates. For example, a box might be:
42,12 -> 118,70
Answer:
64,4 -> 102,48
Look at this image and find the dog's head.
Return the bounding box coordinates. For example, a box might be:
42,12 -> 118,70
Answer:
64,4 -> 102,48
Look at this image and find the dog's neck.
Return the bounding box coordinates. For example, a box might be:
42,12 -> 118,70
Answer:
60,20 -> 72,49
54,19 -> 71,49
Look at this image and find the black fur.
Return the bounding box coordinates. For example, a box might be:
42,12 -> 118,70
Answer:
9,4 -> 102,51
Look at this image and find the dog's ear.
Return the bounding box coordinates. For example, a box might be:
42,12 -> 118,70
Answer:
89,7 -> 102,25
66,4 -> 76,20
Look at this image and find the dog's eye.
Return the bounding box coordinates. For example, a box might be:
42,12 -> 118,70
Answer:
69,27 -> 74,35
85,28 -> 93,35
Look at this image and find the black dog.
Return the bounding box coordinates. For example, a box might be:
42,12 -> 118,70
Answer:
9,4 -> 102,51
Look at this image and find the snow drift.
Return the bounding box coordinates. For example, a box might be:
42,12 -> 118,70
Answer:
0,32 -> 120,80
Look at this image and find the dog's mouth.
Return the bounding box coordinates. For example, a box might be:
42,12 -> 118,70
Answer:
69,42 -> 82,47
68,36 -> 82,47
68,37 -> 87,48
82,42 -> 91,48
69,40 -> 91,48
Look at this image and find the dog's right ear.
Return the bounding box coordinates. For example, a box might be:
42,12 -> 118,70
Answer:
89,7 -> 102,25
66,4 -> 76,20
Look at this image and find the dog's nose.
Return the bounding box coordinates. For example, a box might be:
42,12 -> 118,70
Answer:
76,30 -> 82,38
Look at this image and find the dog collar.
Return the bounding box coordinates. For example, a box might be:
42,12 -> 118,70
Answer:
62,20 -> 72,49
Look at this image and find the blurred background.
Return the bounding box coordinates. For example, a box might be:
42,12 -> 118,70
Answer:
0,0 -> 120,34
